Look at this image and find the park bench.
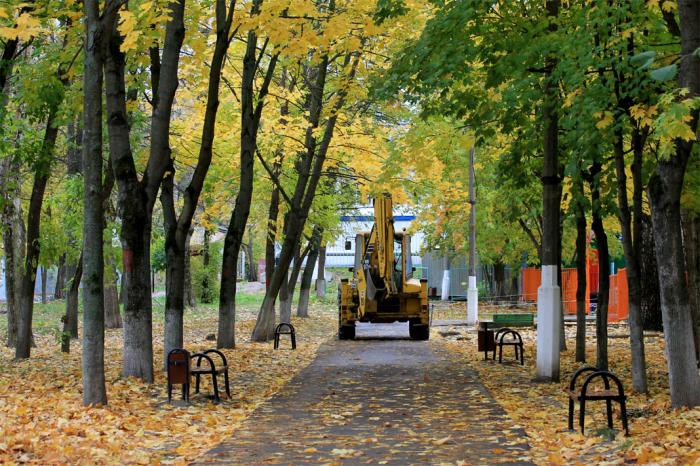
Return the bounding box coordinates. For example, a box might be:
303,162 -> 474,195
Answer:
478,315 -> 532,360
167,348 -> 231,403
566,366 -> 629,436
492,313 -> 535,328
493,328 -> 524,365
274,322 -> 297,350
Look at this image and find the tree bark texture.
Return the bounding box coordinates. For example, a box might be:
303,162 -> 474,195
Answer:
54,256 -> 65,300
614,128 -> 648,392
161,0 -> 233,365
316,243 -> 326,298
218,24 -> 278,348
40,267 -> 48,304
104,0 -> 186,382
184,227 -> 196,308
81,0 -> 107,404
252,52 -> 358,341
1,155 -> 24,347
589,163 -> 609,371
645,0 -> 700,408
534,0 -> 561,381
574,178 -> 587,363
681,211 -> 700,365
246,228 -> 257,282
63,251 -> 82,349
265,172 -> 280,289
200,228 -> 214,303
639,214 -> 662,330
15,109 -> 61,359
298,228 -> 322,317
105,254 -> 122,329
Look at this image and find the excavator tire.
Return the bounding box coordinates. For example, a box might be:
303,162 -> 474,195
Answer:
338,324 -> 356,340
409,323 -> 429,340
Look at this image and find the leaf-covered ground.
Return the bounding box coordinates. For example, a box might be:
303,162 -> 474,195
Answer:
0,297 -> 336,465
436,310 -> 700,465
2,296 -> 699,465
194,325 -> 532,465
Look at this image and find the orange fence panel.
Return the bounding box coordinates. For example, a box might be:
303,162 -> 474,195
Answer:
561,268 -> 578,315
521,268 -> 541,302
608,268 -> 629,322
520,267 -> 623,322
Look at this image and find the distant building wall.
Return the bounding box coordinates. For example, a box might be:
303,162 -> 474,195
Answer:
326,204 -> 424,269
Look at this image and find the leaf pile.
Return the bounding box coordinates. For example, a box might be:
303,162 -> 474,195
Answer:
0,304 -> 336,464
437,323 -> 700,465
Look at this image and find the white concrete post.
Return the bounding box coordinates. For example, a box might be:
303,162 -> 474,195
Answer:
536,265 -> 561,381
467,276 -> 478,324
441,269 -> 450,301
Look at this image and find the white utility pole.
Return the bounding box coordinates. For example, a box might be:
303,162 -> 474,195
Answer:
441,255 -> 450,301
467,143 -> 478,324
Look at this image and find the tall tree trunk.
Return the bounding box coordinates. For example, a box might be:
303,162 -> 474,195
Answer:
218,23 -> 278,348
1,156 -> 24,347
494,262 -> 505,301
162,0 -> 233,365
184,227 -> 196,308
61,116 -> 83,339
682,211 -> 700,365
535,0 -> 561,382
40,267 -> 48,304
298,228 -> 322,317
279,239 -> 300,323
280,241 -> 307,323
0,12 -> 25,348
104,282 -> 122,329
63,251 -> 83,349
265,175 -> 280,289
252,52 -> 358,341
639,214 -> 662,330
81,0 -> 107,404
54,255 -> 65,299
200,228 -> 213,303
15,112 -> 61,359
574,178 -> 587,363
558,186 -> 566,352
615,128 -> 648,392
105,254 -> 122,329
104,0 -> 186,381
645,0 -> 700,408
589,163 -> 609,371
246,228 -> 257,282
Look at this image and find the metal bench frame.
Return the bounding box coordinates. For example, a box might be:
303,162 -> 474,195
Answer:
493,328 -> 524,365
274,323 -> 297,350
567,366 -> 629,435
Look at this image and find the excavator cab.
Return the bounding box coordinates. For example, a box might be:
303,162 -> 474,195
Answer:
338,194 -> 429,340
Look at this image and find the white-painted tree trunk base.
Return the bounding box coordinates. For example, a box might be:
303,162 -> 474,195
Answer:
467,275 -> 478,324
441,270 -> 450,301
316,279 -> 326,298
536,265 -> 561,381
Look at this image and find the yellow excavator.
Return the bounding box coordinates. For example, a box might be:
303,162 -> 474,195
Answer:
338,193 -> 429,340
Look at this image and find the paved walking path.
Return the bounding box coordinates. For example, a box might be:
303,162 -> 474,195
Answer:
193,323 -> 532,465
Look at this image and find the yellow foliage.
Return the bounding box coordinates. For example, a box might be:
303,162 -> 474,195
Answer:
118,10 -> 140,53
0,12 -> 43,41
593,111 -> 614,130
629,104 -> 657,128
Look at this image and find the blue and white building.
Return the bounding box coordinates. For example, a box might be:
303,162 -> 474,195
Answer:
326,203 -> 425,269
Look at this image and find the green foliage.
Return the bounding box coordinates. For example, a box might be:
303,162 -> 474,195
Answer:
191,241 -> 222,304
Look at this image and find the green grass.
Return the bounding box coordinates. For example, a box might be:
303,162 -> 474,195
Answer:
0,278 -> 340,343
